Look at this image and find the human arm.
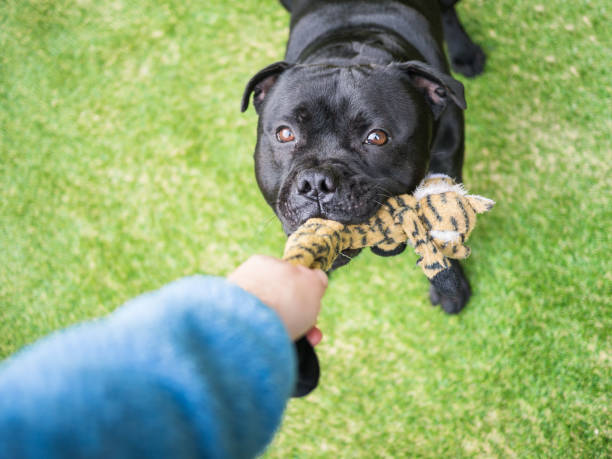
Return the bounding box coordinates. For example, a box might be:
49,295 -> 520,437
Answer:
0,257 -> 327,458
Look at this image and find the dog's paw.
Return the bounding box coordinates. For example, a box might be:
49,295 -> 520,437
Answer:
428,264 -> 472,314
450,43 -> 486,78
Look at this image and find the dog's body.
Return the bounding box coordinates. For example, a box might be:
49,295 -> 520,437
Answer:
242,0 -> 485,313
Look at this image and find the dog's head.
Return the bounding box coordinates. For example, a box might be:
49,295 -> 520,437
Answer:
242,61 -> 466,234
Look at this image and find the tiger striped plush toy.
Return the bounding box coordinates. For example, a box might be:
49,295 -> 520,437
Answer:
411,174 -> 495,260
283,174 -> 494,296
284,173 -> 494,397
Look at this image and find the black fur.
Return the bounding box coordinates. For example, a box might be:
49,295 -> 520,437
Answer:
243,1 -> 485,312
243,0 -> 486,397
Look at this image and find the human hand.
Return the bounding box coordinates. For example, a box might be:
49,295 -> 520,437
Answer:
228,255 -> 328,345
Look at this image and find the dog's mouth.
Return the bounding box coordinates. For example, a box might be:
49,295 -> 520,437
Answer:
277,179 -> 389,235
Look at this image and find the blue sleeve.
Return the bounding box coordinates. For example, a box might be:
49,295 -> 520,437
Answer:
0,276 -> 296,459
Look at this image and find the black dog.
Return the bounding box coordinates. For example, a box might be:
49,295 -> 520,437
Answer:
242,0 -> 485,315
242,0 -> 485,396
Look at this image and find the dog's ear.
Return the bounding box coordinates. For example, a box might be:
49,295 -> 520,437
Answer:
396,61 -> 467,118
241,61 -> 292,113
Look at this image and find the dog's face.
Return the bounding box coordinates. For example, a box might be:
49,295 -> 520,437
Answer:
242,61 -> 465,234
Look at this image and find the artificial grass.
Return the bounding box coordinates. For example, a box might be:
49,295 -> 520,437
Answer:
1,0 -> 610,456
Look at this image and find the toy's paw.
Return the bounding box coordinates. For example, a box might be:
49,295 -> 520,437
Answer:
428,260 -> 471,314
370,242 -> 407,257
440,243 -> 470,259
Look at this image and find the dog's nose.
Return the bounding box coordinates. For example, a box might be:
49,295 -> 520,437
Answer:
296,168 -> 338,199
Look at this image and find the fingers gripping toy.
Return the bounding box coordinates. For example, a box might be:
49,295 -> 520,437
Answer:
283,174 -> 494,397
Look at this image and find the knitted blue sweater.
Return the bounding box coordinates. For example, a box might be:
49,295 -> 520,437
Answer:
0,276 -> 296,458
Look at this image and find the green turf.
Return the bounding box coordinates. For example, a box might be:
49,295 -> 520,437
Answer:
1,0 -> 610,456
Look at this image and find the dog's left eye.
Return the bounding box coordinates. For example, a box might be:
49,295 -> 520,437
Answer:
364,129 -> 388,146
276,126 -> 295,143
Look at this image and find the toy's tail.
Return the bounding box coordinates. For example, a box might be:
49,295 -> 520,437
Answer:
283,219 -> 345,271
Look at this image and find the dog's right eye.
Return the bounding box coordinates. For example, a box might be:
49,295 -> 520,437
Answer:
364,129 -> 388,146
276,126 -> 295,143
